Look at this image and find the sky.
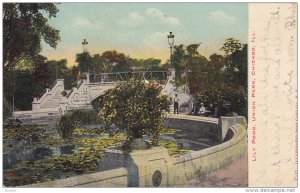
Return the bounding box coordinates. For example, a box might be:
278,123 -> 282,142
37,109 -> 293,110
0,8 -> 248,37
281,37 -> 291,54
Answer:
41,3 -> 248,67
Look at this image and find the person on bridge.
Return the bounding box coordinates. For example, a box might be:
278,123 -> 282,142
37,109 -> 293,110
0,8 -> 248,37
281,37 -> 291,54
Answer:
128,67 -> 133,80
174,94 -> 179,114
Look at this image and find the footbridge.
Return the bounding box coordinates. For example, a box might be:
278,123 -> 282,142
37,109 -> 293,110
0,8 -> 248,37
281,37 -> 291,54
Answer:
14,69 -> 191,122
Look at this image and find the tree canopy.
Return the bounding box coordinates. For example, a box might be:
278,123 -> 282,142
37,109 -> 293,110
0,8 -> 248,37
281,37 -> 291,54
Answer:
3,3 -> 60,68
169,38 -> 247,116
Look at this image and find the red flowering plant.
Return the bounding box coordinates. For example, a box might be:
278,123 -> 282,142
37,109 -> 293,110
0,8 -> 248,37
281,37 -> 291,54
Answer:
96,80 -> 171,150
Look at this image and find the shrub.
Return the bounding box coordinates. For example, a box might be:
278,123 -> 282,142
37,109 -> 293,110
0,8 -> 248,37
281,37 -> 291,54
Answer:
56,109 -> 103,139
97,80 -> 171,149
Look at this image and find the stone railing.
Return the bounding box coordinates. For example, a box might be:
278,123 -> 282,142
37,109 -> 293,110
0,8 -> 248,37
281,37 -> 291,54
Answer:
32,79 -> 64,110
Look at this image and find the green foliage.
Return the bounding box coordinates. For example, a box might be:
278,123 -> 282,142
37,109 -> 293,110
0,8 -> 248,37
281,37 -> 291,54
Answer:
3,97 -> 12,120
3,57 -> 73,110
3,124 -> 123,187
194,39 -> 247,116
76,52 -> 93,73
3,124 -> 45,141
220,38 -> 242,55
186,43 -> 201,56
159,141 -> 192,156
230,44 -> 248,86
97,81 -> 171,148
170,43 -> 209,94
3,3 -> 60,68
47,59 -> 68,79
102,50 -> 126,65
33,57 -> 52,89
208,53 -> 225,70
92,54 -> 112,73
171,44 -> 185,81
56,109 -> 103,139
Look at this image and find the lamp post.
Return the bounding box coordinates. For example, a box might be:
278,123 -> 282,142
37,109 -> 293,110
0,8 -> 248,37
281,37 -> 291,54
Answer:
167,32 -> 175,81
167,32 -> 175,60
82,38 -> 88,73
82,38 -> 90,107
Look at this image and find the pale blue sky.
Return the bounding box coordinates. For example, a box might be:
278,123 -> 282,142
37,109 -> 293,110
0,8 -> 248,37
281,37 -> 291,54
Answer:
41,3 -> 248,66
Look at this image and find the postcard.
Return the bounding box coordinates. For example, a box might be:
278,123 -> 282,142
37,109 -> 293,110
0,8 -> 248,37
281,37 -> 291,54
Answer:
1,2 -> 298,191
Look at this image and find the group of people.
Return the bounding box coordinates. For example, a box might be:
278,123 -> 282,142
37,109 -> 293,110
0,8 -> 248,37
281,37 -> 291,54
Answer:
173,94 -> 229,118
173,94 -> 207,115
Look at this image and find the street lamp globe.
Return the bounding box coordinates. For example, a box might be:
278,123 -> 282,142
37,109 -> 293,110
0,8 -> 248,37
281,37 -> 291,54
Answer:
82,38 -> 88,53
167,32 -> 175,48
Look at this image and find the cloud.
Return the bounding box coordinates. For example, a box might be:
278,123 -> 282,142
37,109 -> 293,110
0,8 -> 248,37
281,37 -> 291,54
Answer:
117,12 -> 144,28
208,10 -> 237,25
71,17 -> 104,29
128,12 -> 144,23
146,8 -> 181,27
143,31 -> 167,47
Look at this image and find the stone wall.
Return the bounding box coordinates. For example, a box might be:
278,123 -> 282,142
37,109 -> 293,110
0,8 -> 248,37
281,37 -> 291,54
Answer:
20,116 -> 247,187
164,115 -> 220,140
219,116 -> 247,141
168,124 -> 247,186
21,168 -> 128,188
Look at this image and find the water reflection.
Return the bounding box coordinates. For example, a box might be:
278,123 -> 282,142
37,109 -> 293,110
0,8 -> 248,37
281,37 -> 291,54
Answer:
3,142 -> 76,169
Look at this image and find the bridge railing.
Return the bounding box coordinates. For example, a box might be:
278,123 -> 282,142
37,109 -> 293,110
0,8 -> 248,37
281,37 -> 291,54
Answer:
92,70 -> 169,83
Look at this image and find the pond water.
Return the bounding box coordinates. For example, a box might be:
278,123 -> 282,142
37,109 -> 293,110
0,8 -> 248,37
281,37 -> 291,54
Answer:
3,144 -> 76,169
3,123 -> 219,187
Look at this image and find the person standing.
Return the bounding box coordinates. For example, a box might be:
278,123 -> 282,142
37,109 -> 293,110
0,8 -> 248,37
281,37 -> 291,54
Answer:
174,94 -> 179,114
199,103 -> 205,115
128,67 -> 132,80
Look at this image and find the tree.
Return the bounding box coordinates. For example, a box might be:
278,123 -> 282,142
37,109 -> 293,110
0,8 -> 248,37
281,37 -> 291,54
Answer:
72,66 -> 80,79
171,44 -> 186,81
194,38 -> 247,117
47,59 -> 68,79
46,59 -> 76,89
92,54 -> 111,74
220,38 -> 242,55
186,43 -> 201,56
230,44 -> 248,86
95,81 -> 171,150
102,50 -> 126,66
33,56 -> 52,92
14,69 -> 37,110
3,3 -> 60,68
208,53 -> 225,70
142,58 -> 161,69
75,52 -> 93,73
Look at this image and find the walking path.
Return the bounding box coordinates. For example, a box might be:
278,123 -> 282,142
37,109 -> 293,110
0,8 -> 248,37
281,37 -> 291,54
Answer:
184,149 -> 248,187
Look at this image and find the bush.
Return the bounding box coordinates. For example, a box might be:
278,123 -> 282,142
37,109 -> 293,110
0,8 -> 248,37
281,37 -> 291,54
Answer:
56,109 -> 103,139
97,80 -> 171,149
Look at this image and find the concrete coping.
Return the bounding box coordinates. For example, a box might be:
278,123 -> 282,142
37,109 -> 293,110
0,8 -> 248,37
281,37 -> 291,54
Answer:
174,123 -> 246,164
166,114 -> 219,124
20,167 -> 128,188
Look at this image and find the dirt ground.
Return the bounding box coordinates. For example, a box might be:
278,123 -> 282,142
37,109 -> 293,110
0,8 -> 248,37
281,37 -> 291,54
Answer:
184,149 -> 248,187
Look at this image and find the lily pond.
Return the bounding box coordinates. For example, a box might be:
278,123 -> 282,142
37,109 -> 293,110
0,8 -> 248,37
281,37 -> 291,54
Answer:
3,122 -> 213,187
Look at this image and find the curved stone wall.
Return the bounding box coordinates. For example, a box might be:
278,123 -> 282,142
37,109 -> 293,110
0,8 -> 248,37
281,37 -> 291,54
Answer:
20,115 -> 247,187
164,115 -> 221,141
168,122 -> 247,186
